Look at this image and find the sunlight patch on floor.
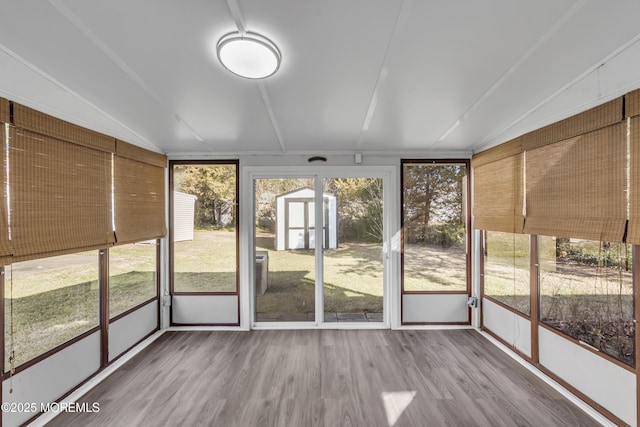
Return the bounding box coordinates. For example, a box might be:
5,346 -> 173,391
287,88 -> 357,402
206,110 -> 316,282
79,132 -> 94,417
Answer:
381,391 -> 416,426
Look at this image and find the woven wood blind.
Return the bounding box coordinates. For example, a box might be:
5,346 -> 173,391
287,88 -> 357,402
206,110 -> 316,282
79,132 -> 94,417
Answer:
12,103 -> 115,153
0,98 -> 9,124
114,140 -> 166,244
9,127 -> 115,261
522,98 -> 623,151
0,123 -> 10,265
115,139 -> 166,167
627,117 -> 640,243
473,138 -> 524,233
523,123 -> 627,241
626,89 -> 640,118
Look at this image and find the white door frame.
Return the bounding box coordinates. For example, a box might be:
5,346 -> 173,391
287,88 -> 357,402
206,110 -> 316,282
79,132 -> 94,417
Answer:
240,165 -> 399,330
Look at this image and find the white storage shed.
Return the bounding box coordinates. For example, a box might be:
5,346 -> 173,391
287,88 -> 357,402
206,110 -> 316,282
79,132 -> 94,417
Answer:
275,187 -> 337,250
173,191 -> 197,242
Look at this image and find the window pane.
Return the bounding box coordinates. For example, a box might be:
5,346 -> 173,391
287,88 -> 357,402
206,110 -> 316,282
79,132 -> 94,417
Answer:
4,251 -> 99,370
402,163 -> 468,291
539,237 -> 634,367
255,178 -> 315,322
483,231 -> 530,316
109,242 -> 158,318
323,177 -> 383,322
172,164 -> 238,293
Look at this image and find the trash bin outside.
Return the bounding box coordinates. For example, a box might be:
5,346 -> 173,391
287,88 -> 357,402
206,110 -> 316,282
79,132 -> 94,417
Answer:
255,251 -> 269,295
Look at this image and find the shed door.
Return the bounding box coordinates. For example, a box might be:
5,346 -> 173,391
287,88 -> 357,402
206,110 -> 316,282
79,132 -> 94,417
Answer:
285,199 -> 330,249
285,199 -> 311,249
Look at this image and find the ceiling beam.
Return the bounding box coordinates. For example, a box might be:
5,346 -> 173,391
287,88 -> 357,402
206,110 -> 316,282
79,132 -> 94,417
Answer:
429,0 -> 588,150
356,0 -> 413,150
226,0 -> 247,35
0,42 -> 162,151
47,0 -> 210,150
226,0 -> 287,152
258,81 -> 287,152
477,31 -> 640,152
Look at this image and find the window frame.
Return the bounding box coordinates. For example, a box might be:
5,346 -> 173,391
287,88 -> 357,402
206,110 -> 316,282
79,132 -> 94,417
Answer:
481,230 -> 532,319
169,160 -> 240,297
108,240 -> 161,322
2,243 -> 162,377
480,233 -> 637,373
2,250 -> 103,376
536,236 -> 636,371
400,159 -> 471,296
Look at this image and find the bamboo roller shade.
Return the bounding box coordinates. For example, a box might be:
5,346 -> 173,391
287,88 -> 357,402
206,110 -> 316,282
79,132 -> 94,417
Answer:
0,101 -> 167,262
114,156 -> 166,244
0,98 -> 9,124
627,116 -> 640,244
472,137 -> 522,167
522,98 -> 623,151
523,123 -> 627,241
114,139 -> 167,244
116,139 -> 167,168
626,89 -> 640,118
473,153 -> 524,233
12,103 -> 115,153
0,124 -> 10,265
9,128 -> 115,261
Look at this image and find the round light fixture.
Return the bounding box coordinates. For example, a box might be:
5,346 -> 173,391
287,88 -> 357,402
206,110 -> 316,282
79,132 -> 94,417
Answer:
217,31 -> 281,79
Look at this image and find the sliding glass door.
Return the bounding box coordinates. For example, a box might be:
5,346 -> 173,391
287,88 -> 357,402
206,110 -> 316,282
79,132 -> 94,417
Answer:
252,172 -> 387,326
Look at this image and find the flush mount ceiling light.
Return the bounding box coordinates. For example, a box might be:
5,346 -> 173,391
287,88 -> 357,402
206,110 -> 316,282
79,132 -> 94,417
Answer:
217,31 -> 281,79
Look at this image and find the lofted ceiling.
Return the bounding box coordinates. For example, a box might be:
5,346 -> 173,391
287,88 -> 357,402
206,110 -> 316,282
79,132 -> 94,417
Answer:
1,0 -> 640,156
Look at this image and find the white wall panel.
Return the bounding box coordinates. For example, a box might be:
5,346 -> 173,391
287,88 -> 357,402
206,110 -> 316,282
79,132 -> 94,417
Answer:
172,295 -> 238,324
402,294 -> 468,323
539,327 -> 636,426
109,301 -> 158,361
482,298 -> 531,357
2,332 -> 100,427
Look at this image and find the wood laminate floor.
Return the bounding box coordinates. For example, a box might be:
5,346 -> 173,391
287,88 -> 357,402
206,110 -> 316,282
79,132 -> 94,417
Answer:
46,330 -> 600,427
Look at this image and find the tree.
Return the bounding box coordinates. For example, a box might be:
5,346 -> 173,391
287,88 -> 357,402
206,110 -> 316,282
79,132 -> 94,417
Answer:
174,165 -> 236,228
403,164 -> 465,246
325,178 -> 383,242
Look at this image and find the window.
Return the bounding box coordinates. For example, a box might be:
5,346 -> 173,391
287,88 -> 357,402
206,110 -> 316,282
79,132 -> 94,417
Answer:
0,100 -> 165,373
539,236 -> 634,367
171,162 -> 238,293
402,161 -> 469,292
483,231 -> 530,316
4,251 -> 99,370
109,242 -> 158,318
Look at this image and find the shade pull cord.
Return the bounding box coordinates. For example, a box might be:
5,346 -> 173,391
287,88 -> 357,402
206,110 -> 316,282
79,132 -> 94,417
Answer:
512,232 -> 519,351
8,263 -> 14,393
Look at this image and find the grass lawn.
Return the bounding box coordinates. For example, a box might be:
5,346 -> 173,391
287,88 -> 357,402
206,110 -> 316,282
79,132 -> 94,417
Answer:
254,234 -> 384,317
172,230 -> 388,316
403,243 -> 467,291
5,244 -> 157,370
11,229 -> 633,368
483,232 -> 531,314
173,231 -> 237,292
109,243 -> 158,317
6,254 -> 100,370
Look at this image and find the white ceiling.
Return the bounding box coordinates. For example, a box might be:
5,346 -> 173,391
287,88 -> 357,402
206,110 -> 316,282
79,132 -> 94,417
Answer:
1,0 -> 640,156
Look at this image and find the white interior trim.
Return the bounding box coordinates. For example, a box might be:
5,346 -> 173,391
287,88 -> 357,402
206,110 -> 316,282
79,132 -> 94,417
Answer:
242,165 -> 397,330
